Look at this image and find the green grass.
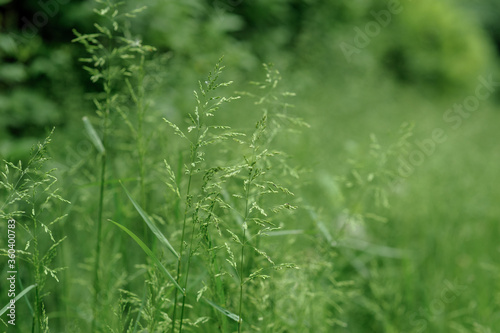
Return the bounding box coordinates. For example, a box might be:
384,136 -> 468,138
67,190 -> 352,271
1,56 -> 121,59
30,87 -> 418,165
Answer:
1,1 -> 500,332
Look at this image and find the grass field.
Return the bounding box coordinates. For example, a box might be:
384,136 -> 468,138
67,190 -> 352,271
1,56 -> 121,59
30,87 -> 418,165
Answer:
1,1 -> 500,332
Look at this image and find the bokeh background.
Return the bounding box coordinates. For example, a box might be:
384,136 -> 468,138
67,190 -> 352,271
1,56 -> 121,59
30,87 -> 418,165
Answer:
1,0 -> 500,332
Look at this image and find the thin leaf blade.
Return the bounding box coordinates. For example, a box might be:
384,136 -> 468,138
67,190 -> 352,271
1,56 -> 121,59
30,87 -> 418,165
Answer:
82,116 -> 105,154
121,182 -> 179,258
0,284 -> 37,316
204,298 -> 241,322
109,220 -> 184,294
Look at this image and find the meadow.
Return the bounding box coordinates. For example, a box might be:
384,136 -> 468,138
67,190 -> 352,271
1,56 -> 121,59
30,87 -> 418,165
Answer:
1,0 -> 500,332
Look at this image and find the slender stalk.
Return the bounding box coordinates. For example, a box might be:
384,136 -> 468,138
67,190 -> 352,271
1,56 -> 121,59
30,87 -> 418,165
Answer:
135,58 -> 150,246
171,104 -> 203,332
238,165 -> 254,333
178,218 -> 197,332
171,163 -> 194,333
203,198 -> 228,332
136,55 -> 147,210
92,123 -> 107,332
237,229 -> 246,333
92,75 -> 110,331
33,212 -> 40,333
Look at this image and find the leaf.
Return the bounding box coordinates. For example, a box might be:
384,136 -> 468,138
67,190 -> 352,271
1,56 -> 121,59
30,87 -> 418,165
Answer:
364,213 -> 388,223
203,298 -> 240,322
120,182 -> 179,258
109,220 -> 184,294
266,229 -> 304,236
0,284 -> 36,317
82,116 -> 105,154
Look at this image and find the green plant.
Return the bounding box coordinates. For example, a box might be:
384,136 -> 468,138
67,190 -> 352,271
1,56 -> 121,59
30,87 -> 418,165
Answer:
102,58 -> 304,332
72,2 -> 155,330
162,57 -> 242,332
0,130 -> 69,332
3,1 -> 500,332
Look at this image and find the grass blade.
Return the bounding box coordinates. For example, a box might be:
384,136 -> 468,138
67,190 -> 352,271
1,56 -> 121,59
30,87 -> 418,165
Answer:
121,182 -> 179,258
266,229 -> 304,236
109,220 -> 184,293
204,298 -> 241,323
83,116 -> 105,154
0,284 -> 37,316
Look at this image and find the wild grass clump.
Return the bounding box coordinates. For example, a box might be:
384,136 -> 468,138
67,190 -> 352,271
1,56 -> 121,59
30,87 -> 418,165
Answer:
132,59 -> 301,332
0,130 -> 69,332
69,2 -> 305,331
1,2 -> 420,332
72,2 -> 157,329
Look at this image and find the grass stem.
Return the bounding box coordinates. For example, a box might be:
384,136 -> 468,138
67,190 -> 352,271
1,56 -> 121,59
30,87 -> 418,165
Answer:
92,106 -> 109,332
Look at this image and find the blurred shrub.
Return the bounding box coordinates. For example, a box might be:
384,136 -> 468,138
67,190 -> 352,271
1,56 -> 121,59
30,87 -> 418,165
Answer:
376,0 -> 494,92
0,32 -> 60,159
457,0 -> 500,54
0,0 -> 498,161
0,0 -> 93,160
293,0 -> 495,93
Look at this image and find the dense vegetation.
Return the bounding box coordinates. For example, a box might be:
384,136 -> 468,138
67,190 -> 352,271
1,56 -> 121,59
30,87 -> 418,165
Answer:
1,0 -> 500,332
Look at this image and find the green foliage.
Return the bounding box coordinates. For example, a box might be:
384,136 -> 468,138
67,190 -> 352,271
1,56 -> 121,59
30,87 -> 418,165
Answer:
0,130 -> 69,332
0,0 -> 90,159
457,0 -> 500,53
292,0 -> 495,93
1,0 -> 500,332
376,0 -> 494,91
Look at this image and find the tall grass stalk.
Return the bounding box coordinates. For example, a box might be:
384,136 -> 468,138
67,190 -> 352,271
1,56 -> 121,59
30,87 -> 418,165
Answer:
123,53 -> 150,210
230,65 -> 304,331
237,161 -> 254,333
237,228 -> 246,333
169,140 -> 193,333
165,58 -> 240,332
93,111 -> 108,331
73,4 -> 154,329
72,6 -> 114,328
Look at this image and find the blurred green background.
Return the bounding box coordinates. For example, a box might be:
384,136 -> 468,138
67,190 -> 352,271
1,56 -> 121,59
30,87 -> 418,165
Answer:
1,0 -> 499,159
1,0 -> 500,332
